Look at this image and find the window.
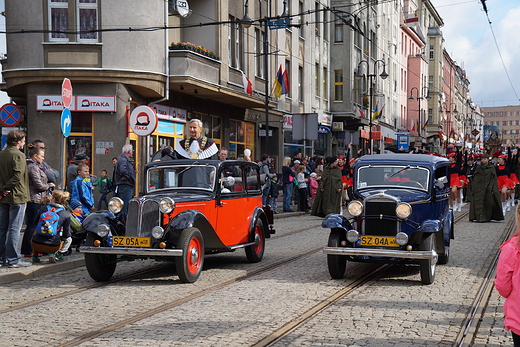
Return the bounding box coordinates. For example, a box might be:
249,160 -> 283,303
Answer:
299,1 -> 304,38
285,59 -> 291,99
334,69 -> 343,101
323,10 -> 328,40
48,0 -> 98,42
334,17 -> 343,43
315,2 -> 320,36
229,120 -> 255,160
228,16 -> 244,70
429,45 -> 434,60
254,28 -> 265,78
298,66 -> 303,103
315,63 -> 320,97
323,67 -> 328,100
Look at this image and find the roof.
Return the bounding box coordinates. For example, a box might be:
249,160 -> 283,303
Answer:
355,154 -> 449,166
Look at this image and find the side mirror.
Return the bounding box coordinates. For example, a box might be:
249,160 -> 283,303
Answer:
434,176 -> 448,189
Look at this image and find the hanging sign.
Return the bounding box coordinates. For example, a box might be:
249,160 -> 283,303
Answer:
318,126 -> 331,135
129,105 -> 158,136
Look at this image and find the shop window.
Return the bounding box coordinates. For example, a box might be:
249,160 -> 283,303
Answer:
71,111 -> 93,133
229,120 -> 255,160
66,136 -> 93,167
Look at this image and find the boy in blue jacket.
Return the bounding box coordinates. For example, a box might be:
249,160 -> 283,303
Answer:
71,164 -> 94,216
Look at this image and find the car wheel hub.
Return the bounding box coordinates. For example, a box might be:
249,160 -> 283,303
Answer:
190,247 -> 199,264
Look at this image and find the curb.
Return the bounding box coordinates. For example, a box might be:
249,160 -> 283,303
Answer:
0,256 -> 85,285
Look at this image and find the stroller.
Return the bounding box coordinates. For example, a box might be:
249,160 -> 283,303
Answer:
64,203 -> 88,252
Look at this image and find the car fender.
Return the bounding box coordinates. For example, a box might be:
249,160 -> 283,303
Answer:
417,219 -> 442,234
443,209 -> 454,242
322,214 -> 353,231
249,207 -> 270,240
166,210 -> 226,249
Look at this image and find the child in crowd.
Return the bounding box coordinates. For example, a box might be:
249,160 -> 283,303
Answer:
31,190 -> 72,263
495,204 -> 520,346
297,165 -> 310,212
71,164 -> 95,216
70,199 -> 85,223
268,174 -> 280,213
93,169 -> 113,210
309,172 -> 319,207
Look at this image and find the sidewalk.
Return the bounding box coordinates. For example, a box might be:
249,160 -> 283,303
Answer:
0,203 -> 306,285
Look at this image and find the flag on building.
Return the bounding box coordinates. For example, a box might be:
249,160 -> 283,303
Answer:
411,119 -> 416,132
355,105 -> 365,118
422,117 -> 429,131
273,65 -> 284,98
372,103 -> 385,122
241,71 -> 253,96
282,68 -> 290,95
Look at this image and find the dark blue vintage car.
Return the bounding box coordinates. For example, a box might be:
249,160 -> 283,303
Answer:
322,154 -> 454,284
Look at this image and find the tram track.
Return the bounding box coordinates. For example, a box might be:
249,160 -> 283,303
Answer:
4,210 -> 473,346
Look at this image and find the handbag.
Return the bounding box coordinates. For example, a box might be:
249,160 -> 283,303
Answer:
288,175 -> 294,183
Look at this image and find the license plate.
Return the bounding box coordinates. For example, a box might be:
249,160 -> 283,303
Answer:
111,236 -> 150,247
360,236 -> 399,247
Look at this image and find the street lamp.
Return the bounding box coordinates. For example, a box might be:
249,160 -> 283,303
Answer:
408,86 -> 431,141
354,59 -> 388,154
240,0 -> 289,156
440,102 -> 457,152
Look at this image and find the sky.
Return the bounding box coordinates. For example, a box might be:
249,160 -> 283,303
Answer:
0,1 -> 518,109
431,0 -> 520,108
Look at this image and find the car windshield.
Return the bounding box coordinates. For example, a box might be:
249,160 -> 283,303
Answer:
147,165 -> 216,192
356,165 -> 430,191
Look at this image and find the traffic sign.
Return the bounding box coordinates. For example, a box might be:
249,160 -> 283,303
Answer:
0,103 -> 23,127
62,78 -> 73,108
129,105 -> 158,136
61,108 -> 72,137
471,129 -> 480,137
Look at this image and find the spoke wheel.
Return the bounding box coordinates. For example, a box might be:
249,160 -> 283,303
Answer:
419,233 -> 437,284
176,228 -> 204,283
327,229 -> 347,279
84,233 -> 117,282
245,219 -> 265,263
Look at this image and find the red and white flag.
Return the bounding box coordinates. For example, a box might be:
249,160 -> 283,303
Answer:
241,71 -> 253,96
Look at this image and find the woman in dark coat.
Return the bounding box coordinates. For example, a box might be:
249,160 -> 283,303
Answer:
469,154 -> 504,222
311,156 -> 343,217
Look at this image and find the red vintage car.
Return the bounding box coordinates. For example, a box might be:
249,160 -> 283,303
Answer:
80,159 -> 275,283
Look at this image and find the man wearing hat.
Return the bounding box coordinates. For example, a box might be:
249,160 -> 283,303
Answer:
66,152 -> 89,192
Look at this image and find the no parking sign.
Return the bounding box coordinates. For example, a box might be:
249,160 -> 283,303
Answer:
0,103 -> 23,127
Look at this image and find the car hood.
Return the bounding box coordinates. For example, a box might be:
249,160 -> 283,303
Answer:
355,188 -> 430,203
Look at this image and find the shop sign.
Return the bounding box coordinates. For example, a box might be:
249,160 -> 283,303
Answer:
371,131 -> 381,140
318,110 -> 332,126
258,129 -> 273,137
36,95 -> 115,112
129,105 -> 158,137
332,122 -> 343,131
150,103 -> 187,123
318,126 -> 330,135
283,114 -> 292,129
360,130 -> 369,139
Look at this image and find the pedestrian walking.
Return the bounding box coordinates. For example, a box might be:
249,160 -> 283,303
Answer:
21,145 -> 55,257
259,154 -> 274,206
311,156 -> 342,217
267,174 -> 280,213
0,129 -> 31,268
114,144 -> 136,220
495,203 -> 520,347
469,154 -> 504,222
281,157 -> 296,212
71,164 -> 95,216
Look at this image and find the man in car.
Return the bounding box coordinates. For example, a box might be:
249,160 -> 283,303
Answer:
174,119 -> 218,160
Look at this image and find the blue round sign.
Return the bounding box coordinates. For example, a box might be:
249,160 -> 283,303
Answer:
0,103 -> 22,127
61,108 -> 72,137
318,126 -> 331,135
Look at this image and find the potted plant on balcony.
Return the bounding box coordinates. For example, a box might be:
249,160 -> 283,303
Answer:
170,42 -> 219,60
362,93 -> 369,108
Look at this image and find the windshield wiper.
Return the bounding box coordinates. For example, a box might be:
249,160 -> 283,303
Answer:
177,161 -> 200,176
389,165 -> 411,178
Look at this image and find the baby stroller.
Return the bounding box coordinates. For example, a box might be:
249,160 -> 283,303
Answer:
65,203 -> 88,253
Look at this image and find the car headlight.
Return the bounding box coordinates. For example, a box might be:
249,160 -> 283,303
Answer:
96,224 -> 110,238
395,232 -> 409,245
346,229 -> 359,243
395,202 -> 412,219
108,197 -> 123,214
159,197 -> 175,214
347,200 -> 363,217
152,226 -> 165,239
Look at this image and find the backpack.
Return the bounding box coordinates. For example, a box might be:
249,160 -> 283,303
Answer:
35,205 -> 63,236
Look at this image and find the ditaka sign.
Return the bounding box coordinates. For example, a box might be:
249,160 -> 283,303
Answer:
129,105 -> 158,136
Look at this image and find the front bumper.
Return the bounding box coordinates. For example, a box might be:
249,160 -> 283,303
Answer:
79,246 -> 183,257
323,247 -> 438,262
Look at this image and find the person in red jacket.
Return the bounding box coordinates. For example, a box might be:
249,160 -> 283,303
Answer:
495,204 -> 520,346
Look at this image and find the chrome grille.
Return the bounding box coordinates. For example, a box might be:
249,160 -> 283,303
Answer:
363,198 -> 398,237
125,199 -> 160,237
